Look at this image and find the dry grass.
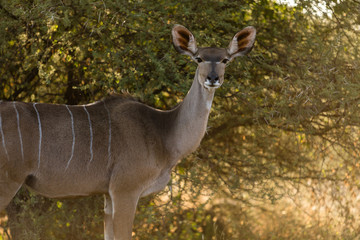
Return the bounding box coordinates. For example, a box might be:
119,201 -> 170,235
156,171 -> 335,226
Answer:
217,180 -> 360,240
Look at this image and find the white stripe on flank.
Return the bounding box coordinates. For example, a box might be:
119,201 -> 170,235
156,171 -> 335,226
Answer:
13,102 -> 24,161
83,106 -> 93,164
0,111 -> 10,161
103,101 -> 111,162
33,103 -> 42,169
65,105 -> 75,170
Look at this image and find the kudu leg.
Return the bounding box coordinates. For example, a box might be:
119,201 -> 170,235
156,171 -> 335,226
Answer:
110,190 -> 140,240
104,194 -> 114,240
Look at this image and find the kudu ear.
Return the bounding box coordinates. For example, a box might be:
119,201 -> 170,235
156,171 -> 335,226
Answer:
172,25 -> 198,58
227,26 -> 256,60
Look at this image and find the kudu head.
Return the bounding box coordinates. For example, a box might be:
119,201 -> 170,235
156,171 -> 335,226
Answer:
172,25 -> 256,90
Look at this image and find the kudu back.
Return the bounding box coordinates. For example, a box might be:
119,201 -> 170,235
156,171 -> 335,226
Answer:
0,25 -> 256,240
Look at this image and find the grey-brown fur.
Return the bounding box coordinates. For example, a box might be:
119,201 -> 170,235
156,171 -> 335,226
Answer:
0,25 -> 256,240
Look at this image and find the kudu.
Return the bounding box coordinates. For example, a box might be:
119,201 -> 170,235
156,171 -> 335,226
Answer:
0,25 -> 256,239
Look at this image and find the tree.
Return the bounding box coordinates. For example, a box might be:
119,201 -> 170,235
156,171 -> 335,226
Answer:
1,0 -> 359,239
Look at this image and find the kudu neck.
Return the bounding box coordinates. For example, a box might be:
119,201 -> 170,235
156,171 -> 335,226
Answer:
167,69 -> 215,160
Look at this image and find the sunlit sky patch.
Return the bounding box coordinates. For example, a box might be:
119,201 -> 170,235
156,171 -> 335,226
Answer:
276,0 -> 333,17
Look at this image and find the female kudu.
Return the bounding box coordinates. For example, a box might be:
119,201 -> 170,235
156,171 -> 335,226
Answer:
0,25 -> 256,239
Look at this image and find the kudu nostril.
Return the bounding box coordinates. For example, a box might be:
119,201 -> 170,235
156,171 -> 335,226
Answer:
207,74 -> 219,84
206,75 -> 219,84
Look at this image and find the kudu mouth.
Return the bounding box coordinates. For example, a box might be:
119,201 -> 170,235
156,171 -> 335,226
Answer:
204,71 -> 221,89
203,79 -> 221,89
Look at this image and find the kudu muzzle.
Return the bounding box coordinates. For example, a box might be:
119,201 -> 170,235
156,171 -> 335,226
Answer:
204,64 -> 221,89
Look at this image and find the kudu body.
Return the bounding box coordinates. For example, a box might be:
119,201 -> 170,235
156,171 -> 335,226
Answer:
0,25 -> 256,240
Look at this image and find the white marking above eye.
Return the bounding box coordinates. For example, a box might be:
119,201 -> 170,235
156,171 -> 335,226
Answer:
203,61 -> 222,64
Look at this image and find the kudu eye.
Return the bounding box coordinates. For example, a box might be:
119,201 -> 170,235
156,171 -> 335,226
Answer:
221,58 -> 229,64
195,57 -> 203,63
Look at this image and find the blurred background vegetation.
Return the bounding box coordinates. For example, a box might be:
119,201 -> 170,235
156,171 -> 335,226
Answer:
0,0 -> 360,239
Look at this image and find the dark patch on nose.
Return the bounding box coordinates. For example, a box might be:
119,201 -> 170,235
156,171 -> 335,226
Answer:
207,71 -> 219,84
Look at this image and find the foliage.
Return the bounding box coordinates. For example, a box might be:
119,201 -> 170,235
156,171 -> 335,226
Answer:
1,0 -> 360,239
